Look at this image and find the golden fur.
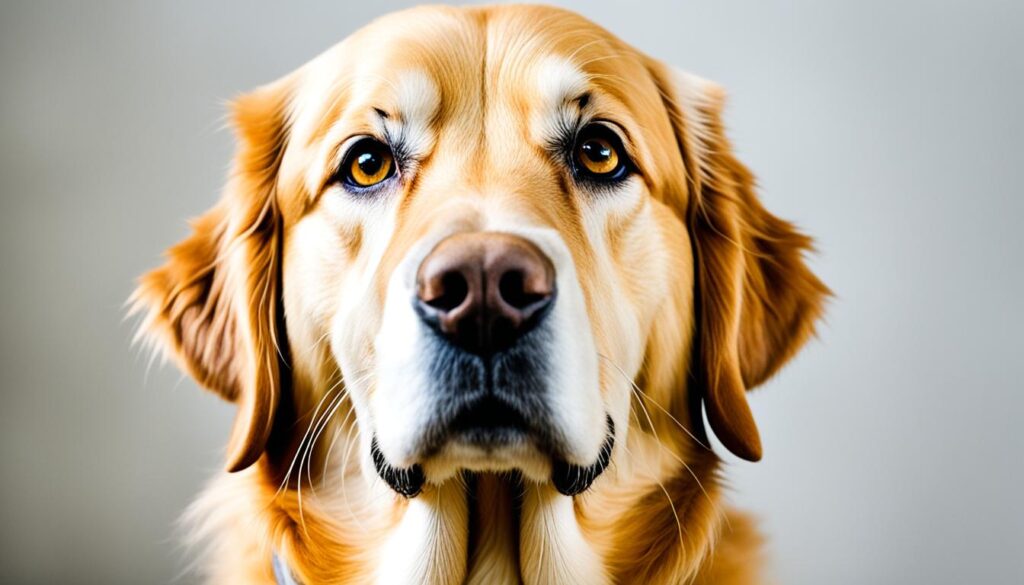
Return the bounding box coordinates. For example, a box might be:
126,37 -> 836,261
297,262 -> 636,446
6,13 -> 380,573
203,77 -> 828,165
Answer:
132,5 -> 828,584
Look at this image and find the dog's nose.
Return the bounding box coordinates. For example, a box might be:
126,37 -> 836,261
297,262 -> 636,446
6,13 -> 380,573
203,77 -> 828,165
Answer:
415,232 -> 555,355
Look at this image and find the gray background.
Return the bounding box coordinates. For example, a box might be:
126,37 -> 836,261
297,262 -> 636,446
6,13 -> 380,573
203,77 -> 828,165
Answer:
1,1 -> 1021,583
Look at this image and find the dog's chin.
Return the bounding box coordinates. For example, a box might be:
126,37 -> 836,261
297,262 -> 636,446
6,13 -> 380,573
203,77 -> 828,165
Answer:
420,434 -> 553,484
372,416 -> 615,498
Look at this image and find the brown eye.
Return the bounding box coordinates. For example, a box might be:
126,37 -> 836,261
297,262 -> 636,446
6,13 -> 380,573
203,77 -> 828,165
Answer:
577,137 -> 618,174
342,138 -> 395,188
573,125 -> 629,181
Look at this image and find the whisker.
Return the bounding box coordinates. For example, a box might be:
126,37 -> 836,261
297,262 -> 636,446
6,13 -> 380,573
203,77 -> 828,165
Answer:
598,353 -> 711,450
292,368 -> 378,516
286,367 -> 376,502
274,371 -> 344,497
321,399 -> 359,489
599,353 -> 718,515
339,425 -> 370,530
296,385 -> 348,537
303,387 -> 351,496
618,440 -> 687,564
307,328 -> 334,357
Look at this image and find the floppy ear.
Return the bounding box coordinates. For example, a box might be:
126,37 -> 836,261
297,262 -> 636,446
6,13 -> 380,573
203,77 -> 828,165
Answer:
130,80 -> 293,472
647,62 -> 830,461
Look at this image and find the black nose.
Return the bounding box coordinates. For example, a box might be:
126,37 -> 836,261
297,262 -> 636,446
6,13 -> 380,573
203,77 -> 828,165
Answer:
415,232 -> 556,355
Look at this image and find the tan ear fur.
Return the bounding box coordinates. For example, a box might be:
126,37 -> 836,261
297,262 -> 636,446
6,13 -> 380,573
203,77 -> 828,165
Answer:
131,79 -> 293,472
648,62 -> 830,461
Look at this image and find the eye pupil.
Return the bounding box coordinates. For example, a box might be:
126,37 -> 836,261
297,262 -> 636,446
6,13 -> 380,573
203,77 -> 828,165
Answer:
357,151 -> 382,175
582,140 -> 612,163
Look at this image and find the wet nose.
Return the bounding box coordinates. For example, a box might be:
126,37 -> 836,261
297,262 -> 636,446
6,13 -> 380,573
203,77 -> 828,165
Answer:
415,232 -> 556,356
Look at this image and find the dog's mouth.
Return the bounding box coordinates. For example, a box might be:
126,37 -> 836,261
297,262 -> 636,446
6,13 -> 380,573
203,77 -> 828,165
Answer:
371,410 -> 615,498
448,395 -> 531,447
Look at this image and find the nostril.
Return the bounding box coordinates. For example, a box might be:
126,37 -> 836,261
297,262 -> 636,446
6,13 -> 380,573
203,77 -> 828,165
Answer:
425,270 -> 470,312
498,270 -> 549,310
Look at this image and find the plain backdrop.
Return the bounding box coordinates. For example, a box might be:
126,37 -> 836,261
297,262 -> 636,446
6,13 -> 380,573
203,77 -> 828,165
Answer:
1,1 -> 1021,583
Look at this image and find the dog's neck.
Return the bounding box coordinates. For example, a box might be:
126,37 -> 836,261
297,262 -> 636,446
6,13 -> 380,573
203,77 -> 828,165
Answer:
266,471 -> 612,585
192,424 -> 726,584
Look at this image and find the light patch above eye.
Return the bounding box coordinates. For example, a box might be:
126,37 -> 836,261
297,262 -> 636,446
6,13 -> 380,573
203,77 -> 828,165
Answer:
530,56 -> 590,145
381,70 -> 440,159
535,56 -> 589,109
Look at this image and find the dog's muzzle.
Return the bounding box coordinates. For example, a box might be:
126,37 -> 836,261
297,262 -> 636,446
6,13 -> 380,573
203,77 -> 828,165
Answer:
371,232 -> 613,497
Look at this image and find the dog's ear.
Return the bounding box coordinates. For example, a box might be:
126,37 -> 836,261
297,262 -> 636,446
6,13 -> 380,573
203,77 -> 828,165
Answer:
131,79 -> 293,472
647,61 -> 829,461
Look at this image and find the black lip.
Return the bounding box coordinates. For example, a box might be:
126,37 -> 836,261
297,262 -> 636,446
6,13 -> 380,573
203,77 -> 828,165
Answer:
372,415 -> 616,499
550,415 -> 616,496
370,437 -> 425,498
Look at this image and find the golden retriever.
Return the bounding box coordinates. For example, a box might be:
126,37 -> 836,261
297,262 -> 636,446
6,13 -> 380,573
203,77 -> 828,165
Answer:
131,5 -> 828,583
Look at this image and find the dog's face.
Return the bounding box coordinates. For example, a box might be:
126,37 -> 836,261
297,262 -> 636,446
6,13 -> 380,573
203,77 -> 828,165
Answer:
133,5 -> 826,503
284,10 -> 693,495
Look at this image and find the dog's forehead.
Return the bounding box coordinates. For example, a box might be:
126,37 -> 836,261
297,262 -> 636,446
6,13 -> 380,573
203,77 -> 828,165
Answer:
290,6 -> 651,141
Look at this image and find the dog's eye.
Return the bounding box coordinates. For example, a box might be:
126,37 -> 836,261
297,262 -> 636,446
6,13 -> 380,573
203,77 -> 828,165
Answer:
573,125 -> 629,181
340,138 -> 396,188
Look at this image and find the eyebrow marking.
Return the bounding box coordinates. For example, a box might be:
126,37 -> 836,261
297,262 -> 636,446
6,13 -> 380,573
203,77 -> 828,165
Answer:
374,107 -> 390,120
531,56 -> 592,148
576,92 -> 591,110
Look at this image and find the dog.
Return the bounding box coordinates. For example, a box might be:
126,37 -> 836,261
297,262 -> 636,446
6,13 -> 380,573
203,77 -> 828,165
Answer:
131,5 -> 828,583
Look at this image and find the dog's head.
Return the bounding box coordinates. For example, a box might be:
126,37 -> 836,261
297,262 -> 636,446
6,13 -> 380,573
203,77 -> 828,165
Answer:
132,5 -> 826,498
